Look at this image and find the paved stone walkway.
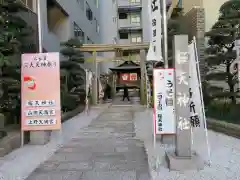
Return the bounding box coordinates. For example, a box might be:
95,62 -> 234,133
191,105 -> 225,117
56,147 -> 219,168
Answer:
112,90 -> 140,106
26,106 -> 150,180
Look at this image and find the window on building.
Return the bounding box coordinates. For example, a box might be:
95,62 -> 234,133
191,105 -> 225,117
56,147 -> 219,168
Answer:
130,0 -> 141,3
119,32 -> 128,39
119,13 -> 127,19
131,36 -> 142,43
113,17 -> 117,23
131,15 -> 140,24
86,2 -> 93,21
123,51 -> 130,56
77,0 -> 84,10
74,22 -> 84,42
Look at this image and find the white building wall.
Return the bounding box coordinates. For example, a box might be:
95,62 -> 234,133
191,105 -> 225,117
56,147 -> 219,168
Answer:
98,0 -> 118,74
33,0 -> 100,53
141,0 -> 150,42
98,0 -> 150,74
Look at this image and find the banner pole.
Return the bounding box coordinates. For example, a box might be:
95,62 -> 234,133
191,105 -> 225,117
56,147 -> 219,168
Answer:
21,131 -> 24,147
193,36 -> 211,165
37,0 -> 43,53
162,0 -> 168,68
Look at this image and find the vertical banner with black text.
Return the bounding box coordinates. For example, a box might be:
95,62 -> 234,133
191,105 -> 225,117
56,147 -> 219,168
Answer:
148,0 -> 162,61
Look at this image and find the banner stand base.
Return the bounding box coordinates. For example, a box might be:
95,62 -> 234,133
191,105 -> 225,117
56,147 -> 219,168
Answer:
165,151 -> 204,171
160,134 -> 175,145
30,131 -> 51,145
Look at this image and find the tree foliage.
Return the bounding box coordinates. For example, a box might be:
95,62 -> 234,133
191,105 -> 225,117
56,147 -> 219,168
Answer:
0,0 -> 35,126
60,38 -> 84,63
205,0 -> 240,104
60,38 -> 86,112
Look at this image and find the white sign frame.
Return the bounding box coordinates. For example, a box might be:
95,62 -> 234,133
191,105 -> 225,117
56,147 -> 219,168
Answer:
153,68 -> 176,134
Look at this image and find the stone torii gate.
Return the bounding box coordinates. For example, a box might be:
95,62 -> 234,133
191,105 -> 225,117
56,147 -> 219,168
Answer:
78,43 -> 149,105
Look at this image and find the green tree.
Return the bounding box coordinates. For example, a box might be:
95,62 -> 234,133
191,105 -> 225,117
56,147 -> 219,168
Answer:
60,38 -> 85,91
60,38 -> 84,63
60,38 -> 86,112
0,0 -> 35,126
205,0 -> 240,104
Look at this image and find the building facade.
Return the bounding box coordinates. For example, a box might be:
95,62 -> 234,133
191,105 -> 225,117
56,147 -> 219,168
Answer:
20,0 -> 101,52
176,0 -> 228,33
99,0 -> 150,73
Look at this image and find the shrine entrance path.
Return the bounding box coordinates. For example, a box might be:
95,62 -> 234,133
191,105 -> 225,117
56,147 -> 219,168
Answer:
112,89 -> 140,106
26,105 -> 151,180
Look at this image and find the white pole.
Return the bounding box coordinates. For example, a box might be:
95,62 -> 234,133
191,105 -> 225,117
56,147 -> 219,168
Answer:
193,37 -> 211,165
153,118 -> 157,169
145,73 -> 148,108
37,0 -> 43,53
191,127 -> 194,145
162,0 -> 168,68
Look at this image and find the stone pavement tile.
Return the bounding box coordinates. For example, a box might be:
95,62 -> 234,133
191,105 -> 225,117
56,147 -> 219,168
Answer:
136,171 -> 151,180
93,160 -> 148,172
26,171 -> 83,180
56,161 -> 93,171
59,145 -> 115,153
80,171 -> 137,180
26,105 -> 151,180
92,153 -> 126,162
35,161 -> 60,172
48,152 -> 92,162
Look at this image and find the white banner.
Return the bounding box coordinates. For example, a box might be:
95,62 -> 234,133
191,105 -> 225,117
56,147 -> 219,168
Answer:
188,43 -> 204,128
153,68 -> 175,134
85,70 -> 92,96
189,38 -> 211,163
148,0 -> 162,61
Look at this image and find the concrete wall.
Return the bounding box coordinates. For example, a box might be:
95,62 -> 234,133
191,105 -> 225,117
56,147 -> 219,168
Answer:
55,0 -> 101,43
141,0 -> 150,43
98,0 -> 118,73
98,0 -> 150,74
118,0 -> 141,7
27,0 -> 100,52
118,13 -> 142,28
